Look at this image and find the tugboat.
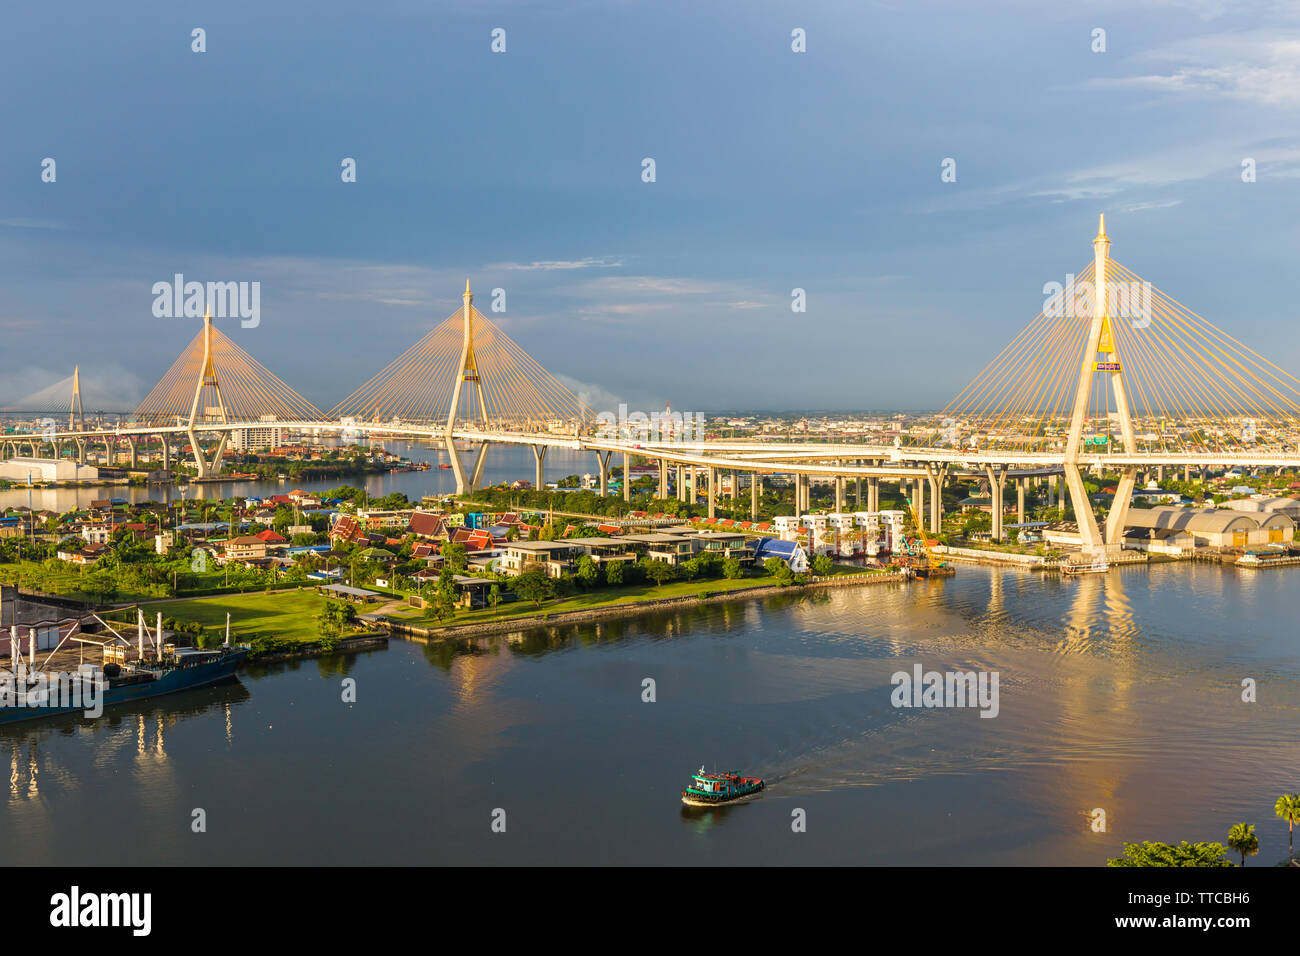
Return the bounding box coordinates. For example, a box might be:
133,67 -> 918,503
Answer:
681,766 -> 764,806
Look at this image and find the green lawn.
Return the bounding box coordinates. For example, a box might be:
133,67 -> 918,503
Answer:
145,590 -> 335,644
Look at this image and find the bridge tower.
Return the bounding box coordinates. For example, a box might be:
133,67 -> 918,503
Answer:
186,307 -> 231,479
444,279 -> 492,494
1062,215 -> 1139,555
68,364 -> 83,430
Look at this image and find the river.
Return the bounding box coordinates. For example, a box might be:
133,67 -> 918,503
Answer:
0,441 -> 598,512
3,562 -> 1296,865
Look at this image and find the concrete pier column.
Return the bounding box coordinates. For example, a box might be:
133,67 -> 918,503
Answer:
867,477 -> 879,513
596,451 -> 611,496
835,476 -> 846,512
161,438 -> 170,470
915,477 -> 926,531
658,458 -> 667,499
855,476 -> 862,507
532,445 -> 546,490
929,468 -> 945,534
1017,477 -> 1026,525
127,437 -> 137,469
707,467 -> 716,519
750,472 -> 759,520
623,453 -> 631,502
729,470 -> 737,501
676,464 -> 685,502
794,474 -> 806,518
1183,465 -> 1190,483
985,467 -> 1007,542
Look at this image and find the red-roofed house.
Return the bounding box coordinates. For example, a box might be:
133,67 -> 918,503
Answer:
408,510 -> 448,540
329,515 -> 366,545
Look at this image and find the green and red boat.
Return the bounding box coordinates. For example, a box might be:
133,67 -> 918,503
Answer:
681,767 -> 764,806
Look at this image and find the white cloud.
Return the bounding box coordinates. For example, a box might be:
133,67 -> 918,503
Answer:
486,257 -> 624,271
1086,30 -> 1300,109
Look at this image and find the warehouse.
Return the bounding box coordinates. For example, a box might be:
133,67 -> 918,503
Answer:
0,457 -> 99,482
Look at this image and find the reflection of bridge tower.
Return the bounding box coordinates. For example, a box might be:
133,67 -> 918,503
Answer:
1063,216 -> 1138,555
444,280 -> 491,495
186,308 -> 231,479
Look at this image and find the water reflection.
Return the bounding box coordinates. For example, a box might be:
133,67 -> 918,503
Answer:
2,564 -> 1297,865
1,681 -> 250,805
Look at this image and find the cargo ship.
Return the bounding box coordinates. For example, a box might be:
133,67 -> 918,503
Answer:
1,610 -> 248,725
681,767 -> 764,806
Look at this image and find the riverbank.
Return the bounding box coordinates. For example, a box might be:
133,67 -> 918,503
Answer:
382,568 -> 912,641
931,544 -> 1156,570
245,632 -> 388,664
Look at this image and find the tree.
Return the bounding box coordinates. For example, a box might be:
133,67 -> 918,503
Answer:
435,567 -> 459,619
488,582 -> 501,609
643,559 -> 676,588
317,598 -> 357,647
1275,793 -> 1300,861
575,555 -> 599,588
441,542 -> 468,573
721,557 -> 742,580
605,560 -> 625,586
1106,841 -> 1233,867
811,554 -> 834,577
514,567 -> 555,607
1226,823 -> 1259,867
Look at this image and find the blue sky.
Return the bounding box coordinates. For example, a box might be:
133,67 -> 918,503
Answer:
3,0 -> 1300,413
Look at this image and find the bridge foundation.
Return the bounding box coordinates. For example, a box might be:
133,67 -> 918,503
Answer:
624,453 -> 631,502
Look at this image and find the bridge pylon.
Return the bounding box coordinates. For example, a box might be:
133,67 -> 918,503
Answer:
444,279 -> 491,494
186,307 -> 231,479
68,364 -> 83,431
1063,215 -> 1138,555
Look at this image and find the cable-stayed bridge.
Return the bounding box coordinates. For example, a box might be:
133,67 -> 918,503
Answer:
7,218 -> 1300,557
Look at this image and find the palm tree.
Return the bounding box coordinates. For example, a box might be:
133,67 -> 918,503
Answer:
1227,822 -> 1259,866
1275,794 -> 1300,861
